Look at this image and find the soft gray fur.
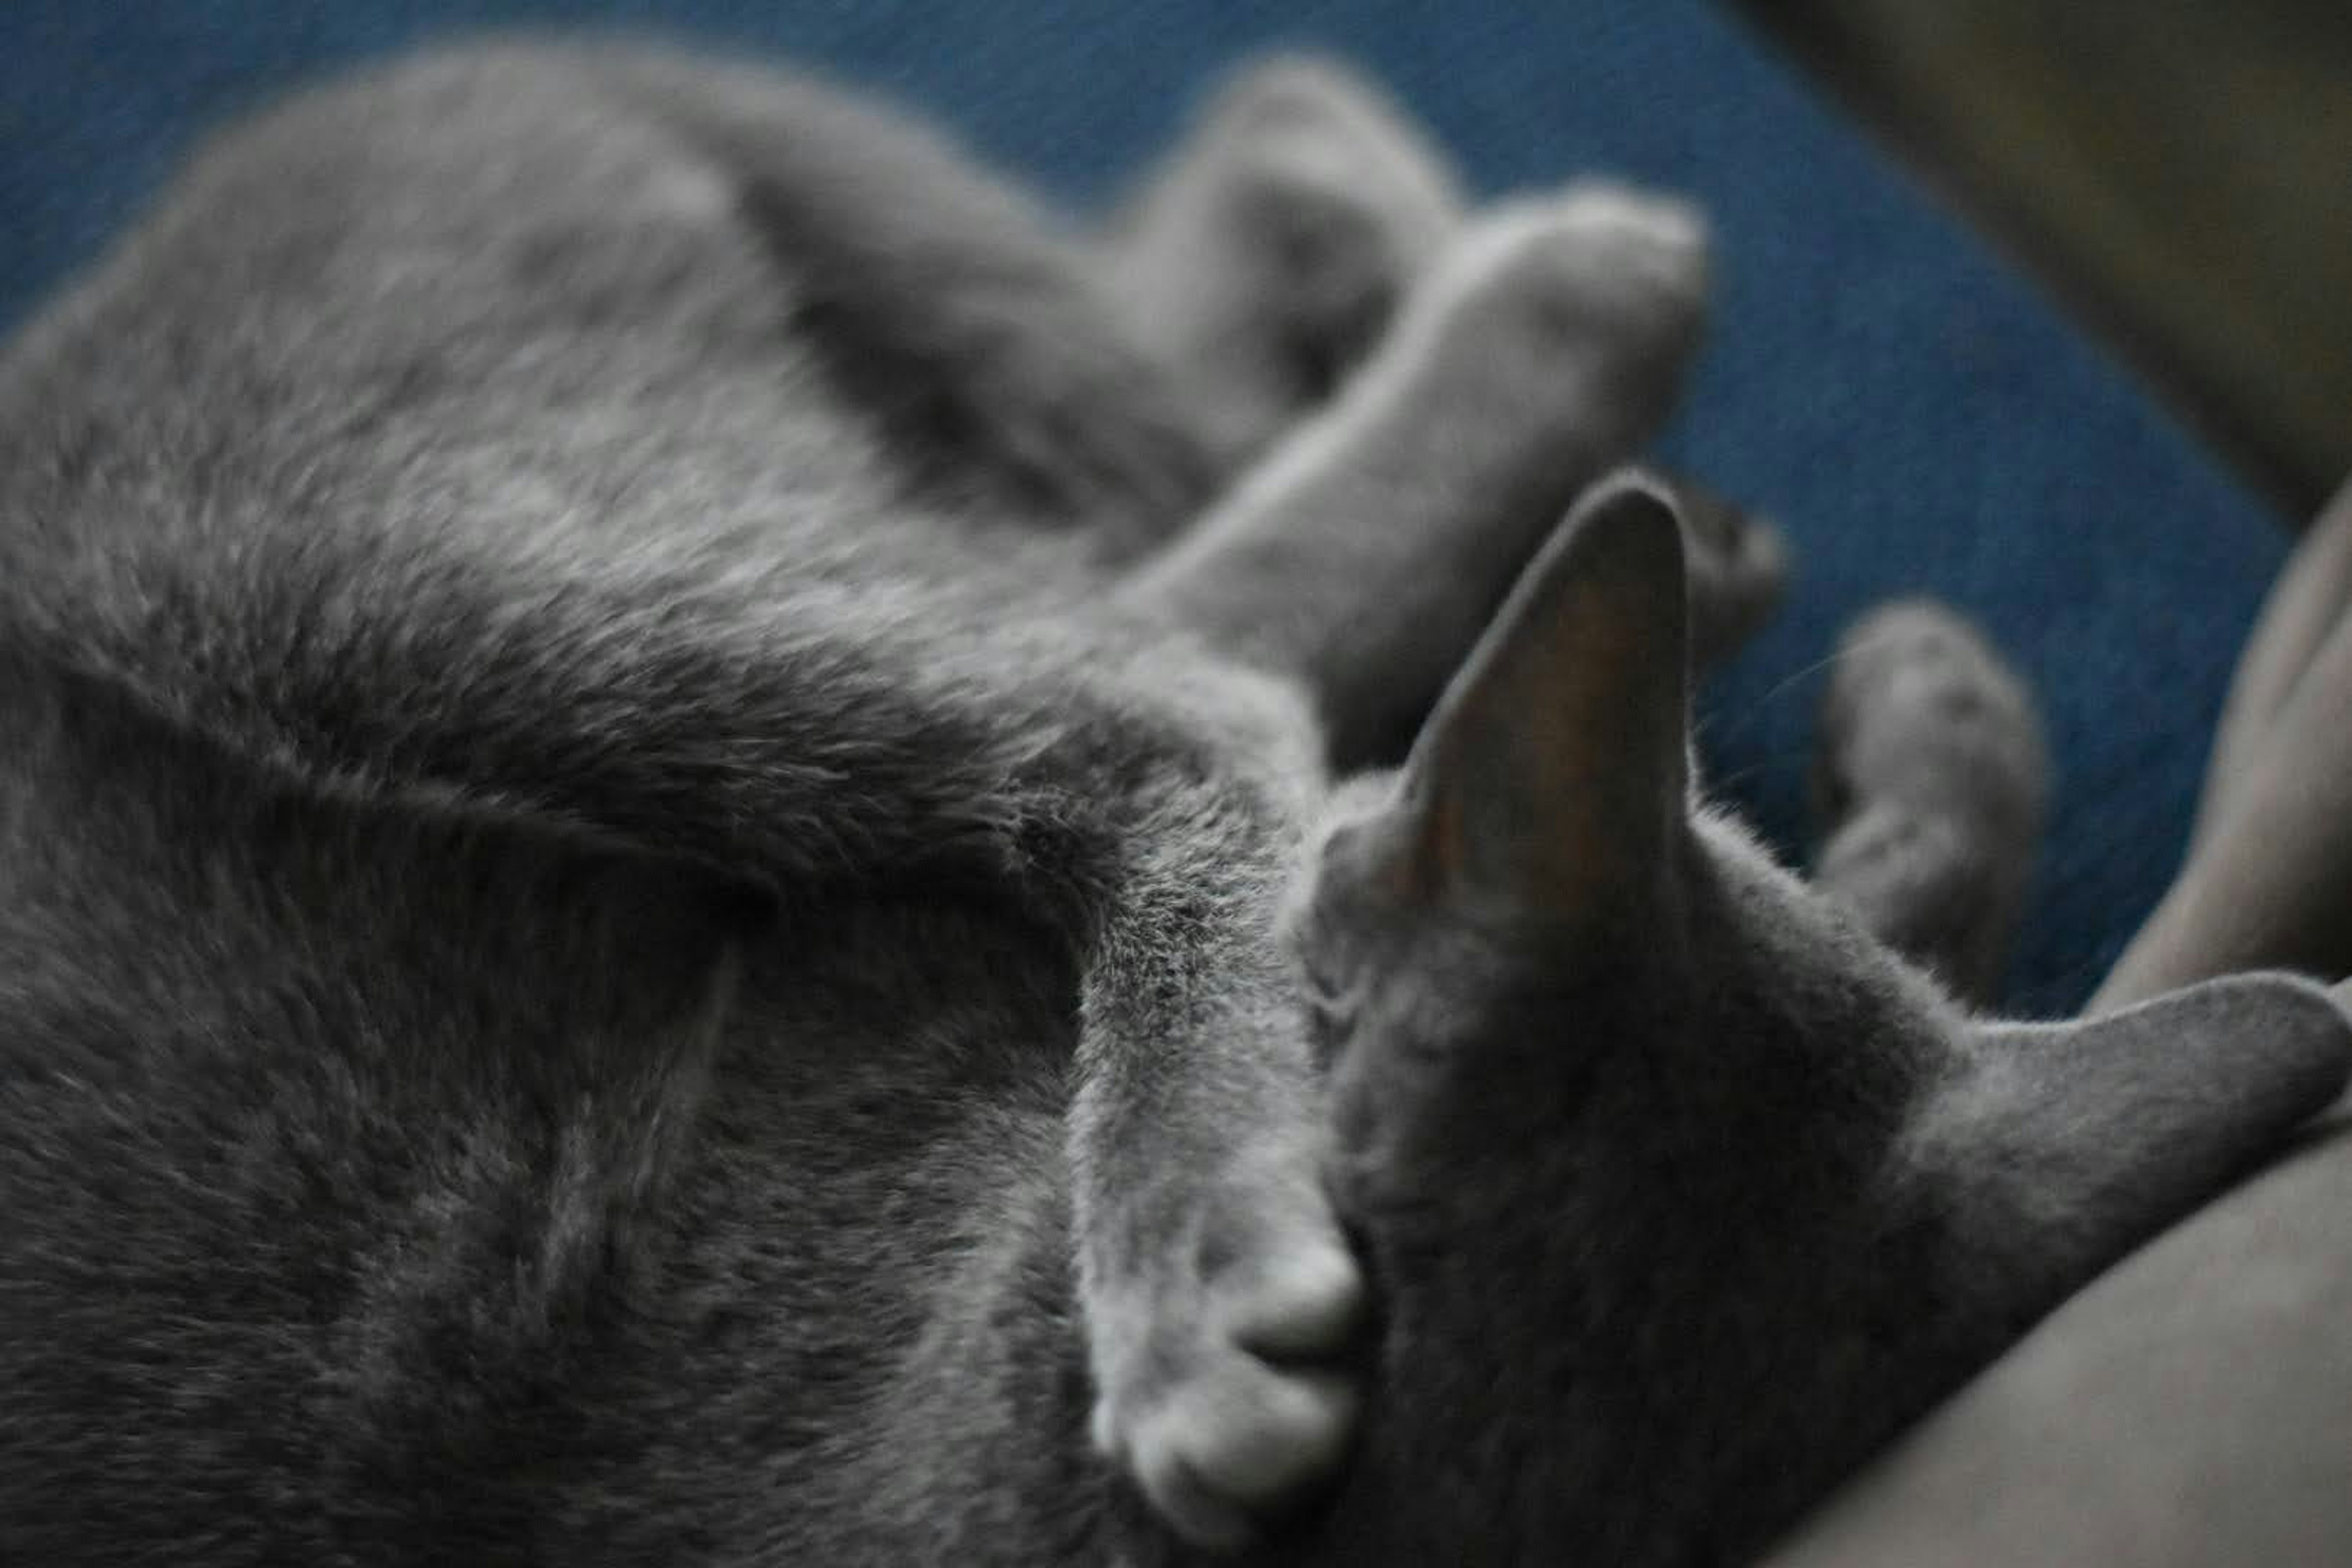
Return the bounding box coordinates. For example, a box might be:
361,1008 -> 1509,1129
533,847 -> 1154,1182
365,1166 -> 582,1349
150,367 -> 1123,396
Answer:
0,40 -> 2343,1568
1812,600 -> 2047,1002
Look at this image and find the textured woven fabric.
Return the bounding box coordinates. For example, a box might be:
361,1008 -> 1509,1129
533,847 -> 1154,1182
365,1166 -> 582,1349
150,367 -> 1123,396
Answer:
0,0 -> 2288,1012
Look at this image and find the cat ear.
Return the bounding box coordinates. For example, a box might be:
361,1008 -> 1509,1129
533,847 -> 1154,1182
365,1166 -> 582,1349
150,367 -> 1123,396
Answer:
1920,973 -> 2350,1301
1381,470 -> 1692,919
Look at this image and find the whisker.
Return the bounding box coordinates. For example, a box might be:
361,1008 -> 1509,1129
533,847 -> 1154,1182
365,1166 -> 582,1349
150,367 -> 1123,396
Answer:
1700,624 -> 1926,745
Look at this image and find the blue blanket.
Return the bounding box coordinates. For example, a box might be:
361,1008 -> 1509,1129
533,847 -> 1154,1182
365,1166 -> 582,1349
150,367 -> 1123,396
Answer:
1,0 -> 2287,1013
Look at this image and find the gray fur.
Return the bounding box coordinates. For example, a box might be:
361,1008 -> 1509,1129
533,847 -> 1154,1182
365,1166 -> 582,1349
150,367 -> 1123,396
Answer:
0,41 -> 2343,1568
1109,59 -> 1785,767
1812,600 -> 2047,1001
1291,480 -> 2349,1562
1104,56 -> 1466,459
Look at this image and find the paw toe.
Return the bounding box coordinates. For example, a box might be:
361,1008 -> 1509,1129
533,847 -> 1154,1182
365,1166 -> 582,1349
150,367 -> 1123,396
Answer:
1226,1237 -> 1366,1358
1556,179 -> 1709,260
1125,1360 -> 1362,1546
1435,184 -> 1712,360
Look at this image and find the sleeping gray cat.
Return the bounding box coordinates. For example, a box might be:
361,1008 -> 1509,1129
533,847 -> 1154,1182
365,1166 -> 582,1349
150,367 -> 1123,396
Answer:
0,41 -> 2343,1567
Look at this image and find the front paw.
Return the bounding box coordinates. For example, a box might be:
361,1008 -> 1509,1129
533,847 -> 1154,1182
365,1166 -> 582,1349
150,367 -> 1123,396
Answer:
1086,1150 -> 1366,1550
1393,181 -> 1711,445
1812,600 -> 2048,1000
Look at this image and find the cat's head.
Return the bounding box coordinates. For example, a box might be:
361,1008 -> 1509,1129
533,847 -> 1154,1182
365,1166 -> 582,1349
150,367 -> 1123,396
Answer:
1287,474 -> 2351,1563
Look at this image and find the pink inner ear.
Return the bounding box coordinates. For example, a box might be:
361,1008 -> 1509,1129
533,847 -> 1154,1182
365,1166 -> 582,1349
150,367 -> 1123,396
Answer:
1414,786 -> 1468,895
1385,473 -> 1692,916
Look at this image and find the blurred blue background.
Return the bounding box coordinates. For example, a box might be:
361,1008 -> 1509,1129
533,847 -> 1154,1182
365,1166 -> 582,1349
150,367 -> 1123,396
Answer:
0,0 -> 2289,1014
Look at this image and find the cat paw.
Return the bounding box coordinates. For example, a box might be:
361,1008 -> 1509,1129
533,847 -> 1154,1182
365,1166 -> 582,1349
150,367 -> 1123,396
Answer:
1653,470 -> 1789,669
1086,1145 -> 1366,1549
1812,600 -> 2048,1000
1112,54 -> 1464,442
1394,181 -> 1711,449
1201,55 -> 1464,325
1816,601 -> 2046,832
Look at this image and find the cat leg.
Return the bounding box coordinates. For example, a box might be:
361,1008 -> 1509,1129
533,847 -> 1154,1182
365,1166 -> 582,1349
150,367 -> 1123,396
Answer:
1103,59 -> 1785,703
1101,55 -> 1466,458
1066,759 -> 1368,1550
1810,601 -> 2047,1005
576,45 -> 1231,558
1121,186 -> 1714,770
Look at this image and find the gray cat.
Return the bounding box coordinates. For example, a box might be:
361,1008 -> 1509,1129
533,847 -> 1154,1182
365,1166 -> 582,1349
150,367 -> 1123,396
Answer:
0,41 -> 2341,1567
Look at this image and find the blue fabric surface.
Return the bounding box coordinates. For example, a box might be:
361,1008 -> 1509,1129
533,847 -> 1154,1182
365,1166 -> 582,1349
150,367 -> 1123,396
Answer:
0,0 -> 2290,1014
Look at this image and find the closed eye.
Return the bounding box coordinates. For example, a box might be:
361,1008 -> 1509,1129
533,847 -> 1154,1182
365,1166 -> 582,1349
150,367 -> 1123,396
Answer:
1303,965 -> 1367,1066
